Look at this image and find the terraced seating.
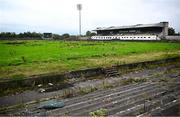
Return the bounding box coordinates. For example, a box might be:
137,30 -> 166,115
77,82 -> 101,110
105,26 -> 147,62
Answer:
45,81 -> 180,116
7,64 -> 180,116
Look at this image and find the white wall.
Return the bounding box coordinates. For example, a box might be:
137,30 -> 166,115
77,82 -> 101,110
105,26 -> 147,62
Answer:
91,35 -> 159,40
166,36 -> 180,41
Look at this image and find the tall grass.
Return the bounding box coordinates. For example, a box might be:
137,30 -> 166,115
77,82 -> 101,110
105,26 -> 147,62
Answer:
0,40 -> 179,78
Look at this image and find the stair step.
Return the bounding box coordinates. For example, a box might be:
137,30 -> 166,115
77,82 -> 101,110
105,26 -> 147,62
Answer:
105,68 -> 120,78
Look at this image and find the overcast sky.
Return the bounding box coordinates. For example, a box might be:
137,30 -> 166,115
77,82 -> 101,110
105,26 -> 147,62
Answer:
0,0 -> 180,34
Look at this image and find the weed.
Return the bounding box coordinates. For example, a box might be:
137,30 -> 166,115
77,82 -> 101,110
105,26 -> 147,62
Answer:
0,86 -> 32,97
11,74 -> 25,80
138,108 -> 144,114
174,103 -> 180,111
121,78 -> 147,85
62,89 -> 74,98
90,108 -> 107,117
0,103 -> 25,114
102,81 -> 114,89
90,86 -> 98,92
21,56 -> 26,63
78,87 -> 94,95
159,77 -> 168,82
9,49 -> 16,57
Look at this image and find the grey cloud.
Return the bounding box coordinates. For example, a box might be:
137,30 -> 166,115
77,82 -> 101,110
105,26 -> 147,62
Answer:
0,0 -> 180,34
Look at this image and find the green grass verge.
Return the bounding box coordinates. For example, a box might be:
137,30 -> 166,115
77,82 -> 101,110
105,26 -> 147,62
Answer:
0,40 -> 180,79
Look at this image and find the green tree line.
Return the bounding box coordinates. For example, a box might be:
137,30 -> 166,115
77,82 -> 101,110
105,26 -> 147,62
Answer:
0,32 -> 42,38
0,31 -> 96,40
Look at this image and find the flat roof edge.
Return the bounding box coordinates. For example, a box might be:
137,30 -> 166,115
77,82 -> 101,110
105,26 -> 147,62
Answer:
94,22 -> 168,31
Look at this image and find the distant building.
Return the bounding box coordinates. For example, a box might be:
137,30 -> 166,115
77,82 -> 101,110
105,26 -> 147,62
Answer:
91,22 -> 169,40
43,33 -> 53,39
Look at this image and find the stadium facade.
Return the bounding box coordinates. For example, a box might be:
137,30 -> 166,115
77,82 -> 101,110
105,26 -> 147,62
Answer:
91,22 -> 169,40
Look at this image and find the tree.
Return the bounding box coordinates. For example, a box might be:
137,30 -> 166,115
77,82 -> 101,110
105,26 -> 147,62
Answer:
0,32 -> 17,38
18,33 -> 24,38
168,27 -> 175,35
90,32 -> 96,36
53,34 -> 62,40
62,33 -> 70,39
86,31 -> 91,36
31,32 -> 42,38
0,32 -> 43,39
86,31 -> 96,37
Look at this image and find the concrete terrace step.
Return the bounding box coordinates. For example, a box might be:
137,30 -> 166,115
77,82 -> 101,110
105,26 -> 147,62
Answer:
12,82 -> 150,115
65,86 -> 160,116
105,67 -> 120,78
72,88 -> 162,116
74,89 -> 165,116
46,82 -> 154,115
113,89 -> 180,116
47,83 -> 159,116
50,83 -> 180,116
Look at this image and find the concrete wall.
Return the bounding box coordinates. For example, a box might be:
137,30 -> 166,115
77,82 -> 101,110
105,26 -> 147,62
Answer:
79,37 -> 90,40
159,22 -> 169,39
0,57 -> 179,91
166,36 -> 180,41
0,68 -> 104,90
